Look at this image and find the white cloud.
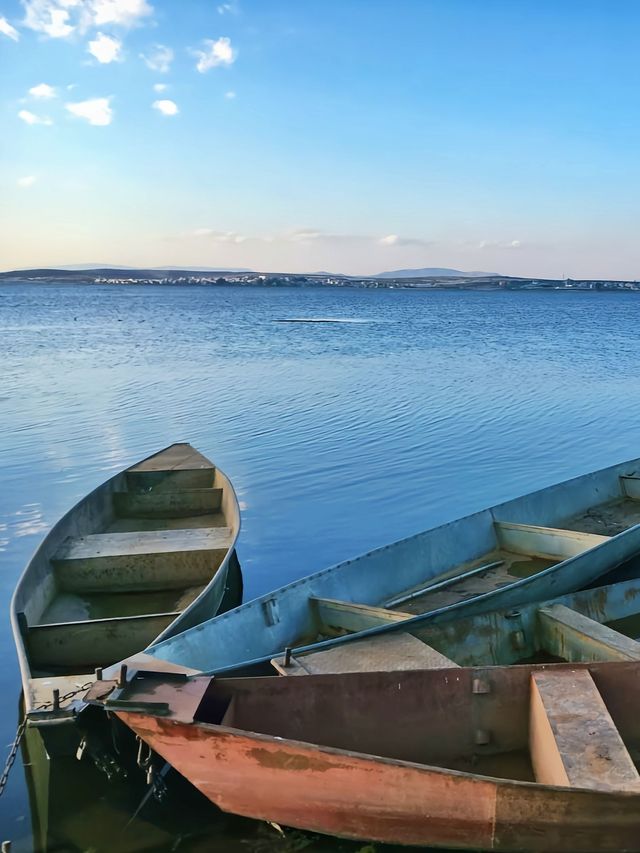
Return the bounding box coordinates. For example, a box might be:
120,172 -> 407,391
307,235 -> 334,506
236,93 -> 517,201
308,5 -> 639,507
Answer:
379,233 -> 432,248
0,15 -> 19,39
192,36 -> 235,72
66,96 -> 113,125
140,43 -> 173,72
17,175 -> 37,188
152,98 -> 178,116
153,82 -> 167,92
88,31 -> 121,62
217,2 -> 238,14
90,0 -> 152,27
224,90 -> 236,99
478,239 -> 522,250
22,0 -> 152,38
29,82 -> 57,99
193,229 -> 246,243
22,1 -> 75,37
18,109 -> 53,125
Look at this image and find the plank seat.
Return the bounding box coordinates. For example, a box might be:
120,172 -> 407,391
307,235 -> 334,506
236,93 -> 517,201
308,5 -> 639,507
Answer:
53,528 -> 232,592
529,669 -> 640,792
126,444 -> 216,493
311,597 -> 412,634
27,613 -> 178,669
538,604 -> 640,662
129,444 -> 214,472
272,632 -> 458,676
114,487 -> 223,519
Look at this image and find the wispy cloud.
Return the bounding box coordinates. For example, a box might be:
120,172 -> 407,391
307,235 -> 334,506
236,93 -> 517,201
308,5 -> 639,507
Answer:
478,239 -> 522,250
88,32 -> 122,63
379,233 -> 432,247
17,175 -> 37,187
66,96 -> 113,125
140,43 -> 173,72
191,36 -> 236,72
18,109 -> 53,125
21,0 -> 153,38
153,82 -> 167,93
0,15 -> 19,40
29,82 -> 56,98
224,90 -> 236,99
217,1 -> 238,14
193,229 -> 247,243
152,98 -> 178,116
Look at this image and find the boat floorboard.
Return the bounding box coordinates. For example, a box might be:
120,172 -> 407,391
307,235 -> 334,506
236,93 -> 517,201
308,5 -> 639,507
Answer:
391,549 -> 555,615
561,497 -> 640,537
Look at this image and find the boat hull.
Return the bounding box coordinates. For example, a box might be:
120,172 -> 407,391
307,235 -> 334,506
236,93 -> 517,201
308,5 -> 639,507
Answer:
118,710 -> 640,851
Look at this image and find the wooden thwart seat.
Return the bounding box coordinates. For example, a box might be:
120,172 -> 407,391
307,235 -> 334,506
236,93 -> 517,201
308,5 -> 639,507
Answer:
538,604 -> 640,662
272,632 -> 458,676
114,487 -> 223,519
27,612 -> 178,668
126,444 -> 216,493
311,597 -> 412,633
529,669 -> 640,792
53,528 -> 232,592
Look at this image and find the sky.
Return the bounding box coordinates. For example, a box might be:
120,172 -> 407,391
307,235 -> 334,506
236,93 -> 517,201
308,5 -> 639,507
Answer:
2,0 -> 640,278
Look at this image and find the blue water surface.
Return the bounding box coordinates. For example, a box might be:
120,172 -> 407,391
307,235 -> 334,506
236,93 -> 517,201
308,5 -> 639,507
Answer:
1,282 -> 640,849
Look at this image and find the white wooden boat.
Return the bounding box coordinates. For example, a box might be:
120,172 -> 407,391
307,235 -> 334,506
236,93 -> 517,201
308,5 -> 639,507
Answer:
10,443 -> 241,748
141,456 -> 640,674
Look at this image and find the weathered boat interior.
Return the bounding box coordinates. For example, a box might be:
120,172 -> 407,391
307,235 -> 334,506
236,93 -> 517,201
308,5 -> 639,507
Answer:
272,573 -> 640,675
114,663 -> 640,792
145,460 -> 640,675
13,444 -> 239,719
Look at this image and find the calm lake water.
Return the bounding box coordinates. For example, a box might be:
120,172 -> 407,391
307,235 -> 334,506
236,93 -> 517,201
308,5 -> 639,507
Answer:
2,282 -> 640,850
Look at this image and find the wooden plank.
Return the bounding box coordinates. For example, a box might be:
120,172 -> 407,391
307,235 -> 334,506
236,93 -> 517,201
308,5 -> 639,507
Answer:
28,613 -> 177,668
129,444 -> 214,472
495,522 -> 608,560
272,632 -> 458,676
311,597 -> 412,634
54,528 -> 232,560
126,468 -> 215,493
538,604 -> 640,662
529,669 -> 640,791
53,528 -> 231,592
114,488 -> 222,519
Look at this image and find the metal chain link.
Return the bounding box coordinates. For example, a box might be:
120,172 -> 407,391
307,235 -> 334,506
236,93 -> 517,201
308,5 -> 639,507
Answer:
0,680 -> 94,798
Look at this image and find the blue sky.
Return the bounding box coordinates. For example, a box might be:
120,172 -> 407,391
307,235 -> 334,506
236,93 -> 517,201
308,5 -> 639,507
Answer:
2,0 -> 640,277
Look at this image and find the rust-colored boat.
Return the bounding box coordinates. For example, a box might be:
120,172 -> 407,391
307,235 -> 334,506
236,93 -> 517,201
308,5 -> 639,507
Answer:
89,662 -> 640,851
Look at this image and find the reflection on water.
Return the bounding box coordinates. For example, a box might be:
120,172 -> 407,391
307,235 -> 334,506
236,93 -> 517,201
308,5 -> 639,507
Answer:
3,282 -> 640,849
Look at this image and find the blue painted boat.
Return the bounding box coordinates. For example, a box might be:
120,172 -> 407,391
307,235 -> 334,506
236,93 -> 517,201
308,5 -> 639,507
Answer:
269,573 -> 640,675
141,456 -> 640,675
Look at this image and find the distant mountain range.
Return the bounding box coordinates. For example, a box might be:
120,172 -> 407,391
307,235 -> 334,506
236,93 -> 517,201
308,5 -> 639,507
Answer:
373,267 -> 497,279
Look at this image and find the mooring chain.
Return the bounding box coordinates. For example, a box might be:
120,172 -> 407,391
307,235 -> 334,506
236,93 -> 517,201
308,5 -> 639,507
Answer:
0,679 -> 95,798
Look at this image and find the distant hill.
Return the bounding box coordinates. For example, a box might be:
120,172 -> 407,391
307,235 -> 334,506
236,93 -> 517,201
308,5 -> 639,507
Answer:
374,267 -> 498,279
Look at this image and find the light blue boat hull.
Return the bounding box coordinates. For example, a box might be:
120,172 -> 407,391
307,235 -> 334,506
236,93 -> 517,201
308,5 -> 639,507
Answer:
145,456 -> 640,673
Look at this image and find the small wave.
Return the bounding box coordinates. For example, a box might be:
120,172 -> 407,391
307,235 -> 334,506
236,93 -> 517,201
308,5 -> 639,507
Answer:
274,317 -> 373,324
